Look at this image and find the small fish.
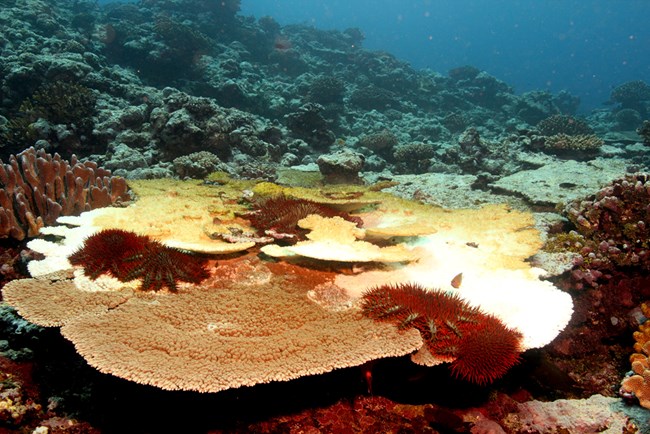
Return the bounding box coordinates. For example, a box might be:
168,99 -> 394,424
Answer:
450,272 -> 463,288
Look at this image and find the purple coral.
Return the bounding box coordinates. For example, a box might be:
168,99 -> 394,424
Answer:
564,173 -> 650,287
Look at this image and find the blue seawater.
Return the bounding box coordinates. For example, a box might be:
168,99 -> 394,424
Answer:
239,0 -> 650,112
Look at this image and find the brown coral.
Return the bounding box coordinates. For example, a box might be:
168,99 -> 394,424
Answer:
540,133 -> 603,156
0,147 -> 129,240
536,114 -> 593,136
1,257 -> 421,392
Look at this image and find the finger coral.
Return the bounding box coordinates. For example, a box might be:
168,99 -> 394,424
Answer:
360,283 -> 523,384
0,147 -> 129,240
69,229 -> 210,292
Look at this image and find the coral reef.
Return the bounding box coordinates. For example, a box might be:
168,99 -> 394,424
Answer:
172,151 -> 226,179
0,370 -> 42,428
1,0 -> 650,430
2,81 -> 97,156
360,283 -> 523,384
611,80 -> 650,113
305,76 -> 345,105
284,103 -> 335,149
0,147 -> 129,240
356,129 -> 399,153
392,142 -> 436,174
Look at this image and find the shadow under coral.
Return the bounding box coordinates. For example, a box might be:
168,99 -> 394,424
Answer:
15,325 -> 592,434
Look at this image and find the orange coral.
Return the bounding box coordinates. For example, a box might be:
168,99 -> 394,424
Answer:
621,303 -> 650,408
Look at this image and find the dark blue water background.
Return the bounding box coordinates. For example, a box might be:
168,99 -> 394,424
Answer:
239,0 -> 650,112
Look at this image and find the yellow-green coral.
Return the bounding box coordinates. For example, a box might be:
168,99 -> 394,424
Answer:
542,134 -> 603,154
0,372 -> 41,425
543,231 -> 589,254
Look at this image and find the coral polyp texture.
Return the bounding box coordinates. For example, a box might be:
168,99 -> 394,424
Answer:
360,283 -> 523,384
561,173 -> 650,287
244,195 -> 363,243
69,228 -> 210,292
620,303 -> 650,409
0,147 -> 129,240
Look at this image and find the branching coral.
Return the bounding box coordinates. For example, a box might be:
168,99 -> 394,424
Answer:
360,283 -> 523,384
620,303 -> 650,409
69,229 -> 210,292
2,81 -> 97,154
0,147 -> 129,240
306,76 -> 345,105
154,16 -> 212,54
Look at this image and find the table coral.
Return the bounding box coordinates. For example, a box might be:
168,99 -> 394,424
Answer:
1,257 -> 422,392
1,179 -> 572,393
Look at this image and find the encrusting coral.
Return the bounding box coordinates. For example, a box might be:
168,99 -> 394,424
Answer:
0,147 -> 129,240
360,283 -> 523,384
620,303 -> 650,409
